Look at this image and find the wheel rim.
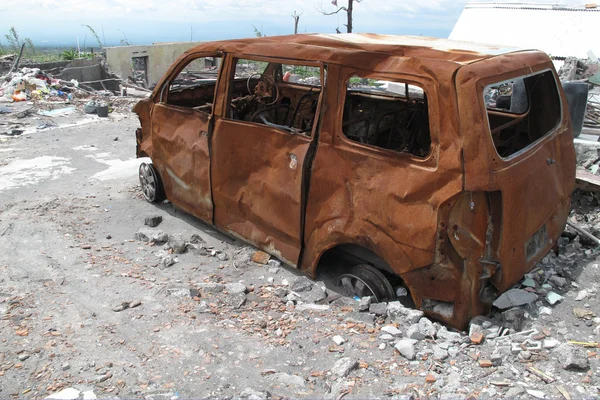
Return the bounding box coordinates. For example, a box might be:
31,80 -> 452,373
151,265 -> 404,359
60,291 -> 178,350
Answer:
139,163 -> 156,202
338,274 -> 382,301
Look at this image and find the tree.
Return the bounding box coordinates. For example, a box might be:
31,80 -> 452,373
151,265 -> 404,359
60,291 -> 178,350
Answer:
291,11 -> 302,34
4,27 -> 35,57
316,0 -> 363,33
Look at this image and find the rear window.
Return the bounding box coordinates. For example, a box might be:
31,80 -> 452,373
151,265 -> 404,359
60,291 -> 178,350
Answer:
483,70 -> 561,158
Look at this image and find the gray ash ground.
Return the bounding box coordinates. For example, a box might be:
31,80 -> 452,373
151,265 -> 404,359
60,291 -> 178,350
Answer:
0,118 -> 599,399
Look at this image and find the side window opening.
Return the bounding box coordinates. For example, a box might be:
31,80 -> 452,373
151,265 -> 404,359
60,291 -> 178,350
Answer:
342,76 -> 431,158
483,70 -> 561,158
227,58 -> 322,136
166,56 -> 222,114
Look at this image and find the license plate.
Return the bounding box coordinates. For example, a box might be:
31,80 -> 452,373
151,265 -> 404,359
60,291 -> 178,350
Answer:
525,224 -> 548,261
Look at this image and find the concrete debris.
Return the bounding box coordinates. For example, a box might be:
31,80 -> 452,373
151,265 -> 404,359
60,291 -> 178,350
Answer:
368,302 -> 387,316
358,296 -> 371,311
406,323 -> 426,340
380,325 -> 402,336
330,357 -> 358,377
159,255 -> 176,268
251,250 -> 271,264
144,215 -> 163,227
546,291 -> 564,305
395,339 -> 417,360
44,388 -> 83,400
332,335 -> 346,345
135,227 -> 168,244
387,301 -> 424,325
225,282 -> 247,294
167,234 -> 187,254
554,343 -> 590,370
502,307 -> 526,331
575,289 -> 589,301
417,317 -> 436,338
239,388 -> 271,400
290,276 -> 313,292
268,372 -> 305,387
492,288 -> 538,309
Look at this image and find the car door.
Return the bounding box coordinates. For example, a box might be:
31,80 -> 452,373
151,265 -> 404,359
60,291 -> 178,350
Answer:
150,53 -> 223,222
210,57 -> 324,266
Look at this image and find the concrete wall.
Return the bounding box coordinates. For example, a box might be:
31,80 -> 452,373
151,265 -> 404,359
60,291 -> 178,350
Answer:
105,42 -> 202,88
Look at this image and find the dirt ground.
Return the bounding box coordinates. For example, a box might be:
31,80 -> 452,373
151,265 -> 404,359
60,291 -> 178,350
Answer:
0,112 -> 599,399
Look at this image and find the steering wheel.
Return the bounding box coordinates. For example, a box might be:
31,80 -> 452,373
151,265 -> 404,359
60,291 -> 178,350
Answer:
247,73 -> 279,106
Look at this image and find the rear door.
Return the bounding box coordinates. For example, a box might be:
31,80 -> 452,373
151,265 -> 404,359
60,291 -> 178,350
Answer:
150,53 -> 222,222
455,51 -> 576,290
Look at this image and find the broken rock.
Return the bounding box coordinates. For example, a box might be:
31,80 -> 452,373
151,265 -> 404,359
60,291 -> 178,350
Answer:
330,357 -> 358,377
418,317 -> 436,338
493,289 -> 537,309
502,307 -> 526,331
387,301 -> 423,325
144,215 -> 162,228
554,343 -> 590,370
239,388 -> 271,400
134,227 -> 168,244
395,339 -> 417,360
168,234 -> 187,254
291,276 -> 313,292
358,296 -> 371,311
368,302 -> 387,316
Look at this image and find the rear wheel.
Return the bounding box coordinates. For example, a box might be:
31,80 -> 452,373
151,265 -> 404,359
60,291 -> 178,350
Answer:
337,264 -> 396,303
139,162 -> 165,203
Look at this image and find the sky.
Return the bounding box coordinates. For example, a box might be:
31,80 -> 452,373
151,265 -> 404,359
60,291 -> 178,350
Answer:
0,0 -> 572,47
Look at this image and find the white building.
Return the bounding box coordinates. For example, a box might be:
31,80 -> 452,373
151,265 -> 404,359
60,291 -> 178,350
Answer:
449,3 -> 600,60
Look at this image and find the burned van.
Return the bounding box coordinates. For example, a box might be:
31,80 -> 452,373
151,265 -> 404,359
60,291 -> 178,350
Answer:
133,34 -> 576,329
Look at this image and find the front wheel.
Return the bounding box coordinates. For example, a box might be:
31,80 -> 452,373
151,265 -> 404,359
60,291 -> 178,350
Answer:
139,162 -> 165,203
337,264 -> 396,303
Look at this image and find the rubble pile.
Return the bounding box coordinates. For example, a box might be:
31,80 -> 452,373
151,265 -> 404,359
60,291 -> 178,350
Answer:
559,57 -> 600,130
0,63 -> 146,137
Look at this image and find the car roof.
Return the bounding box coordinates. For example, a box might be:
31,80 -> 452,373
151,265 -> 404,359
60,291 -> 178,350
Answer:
185,33 -> 526,67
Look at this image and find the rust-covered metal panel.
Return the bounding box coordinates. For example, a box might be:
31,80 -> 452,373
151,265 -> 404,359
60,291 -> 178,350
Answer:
133,34 -> 576,330
150,104 -> 213,222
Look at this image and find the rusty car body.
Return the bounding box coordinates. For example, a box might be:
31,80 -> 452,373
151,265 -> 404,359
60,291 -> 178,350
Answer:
133,33 -> 576,329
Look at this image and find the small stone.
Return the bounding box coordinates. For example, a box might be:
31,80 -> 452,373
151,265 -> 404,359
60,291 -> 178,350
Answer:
291,276 -> 313,292
330,357 -> 358,377
418,317 -> 436,338
285,300 -> 295,311
368,302 -> 387,316
159,255 -> 176,268
332,335 -> 346,345
225,282 -> 247,294
395,339 -> 417,360
252,250 -> 271,264
539,306 -> 553,316
113,302 -> 130,312
95,372 -> 112,383
274,287 -> 289,298
526,389 -> 546,399
62,362 -> 71,371
144,215 -> 163,227
506,387 -> 525,397
425,374 -> 437,383
493,289 -> 537,309
387,301 -> 423,325
543,338 -> 560,349
478,359 -> 493,368
217,252 -> 229,261
407,324 -> 426,340
134,227 -> 168,244
549,275 -> 567,289
18,353 -> 30,361
106,234 -> 112,239
168,288 -> 191,297
268,267 -> 280,274
239,388 -> 270,400
518,350 -> 532,360
554,343 -> 589,370
432,345 -> 448,360
470,331 -> 484,344
521,278 -> 536,287
358,297 -> 371,311
168,234 -> 187,254
197,282 -> 225,293
573,308 -> 596,319
380,325 -> 402,336
379,333 -> 394,341
266,277 -> 274,284
129,299 -> 142,308
502,307 -> 526,331
378,343 -> 386,350
546,291 -> 564,305
575,290 -> 589,301
44,388 -> 81,400
437,327 -> 462,343
226,293 -> 246,309
269,372 -> 305,388
267,259 -> 281,269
